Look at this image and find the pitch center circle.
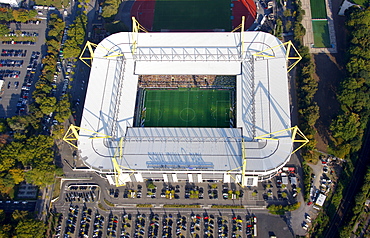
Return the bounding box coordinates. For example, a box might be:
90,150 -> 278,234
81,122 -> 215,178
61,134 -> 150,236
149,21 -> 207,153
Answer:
180,108 -> 196,122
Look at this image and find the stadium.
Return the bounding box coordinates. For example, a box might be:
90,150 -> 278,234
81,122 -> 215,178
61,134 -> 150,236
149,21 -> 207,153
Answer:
67,18 -> 306,187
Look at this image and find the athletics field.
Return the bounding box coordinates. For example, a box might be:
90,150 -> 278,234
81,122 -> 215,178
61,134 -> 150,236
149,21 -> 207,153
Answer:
153,0 -> 231,31
130,0 -> 256,31
140,88 -> 234,127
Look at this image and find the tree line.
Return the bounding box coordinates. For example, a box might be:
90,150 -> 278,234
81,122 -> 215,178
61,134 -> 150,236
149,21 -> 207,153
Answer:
0,209 -> 46,238
328,7 -> 370,237
0,7 -> 37,22
62,13 -> 87,59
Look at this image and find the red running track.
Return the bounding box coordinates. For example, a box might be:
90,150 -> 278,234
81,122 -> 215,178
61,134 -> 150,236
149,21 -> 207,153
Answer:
131,0 -> 156,31
232,0 -> 257,29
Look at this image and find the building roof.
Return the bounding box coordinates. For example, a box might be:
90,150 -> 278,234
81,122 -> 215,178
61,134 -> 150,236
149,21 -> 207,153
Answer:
78,31 -> 292,175
315,193 -> 327,207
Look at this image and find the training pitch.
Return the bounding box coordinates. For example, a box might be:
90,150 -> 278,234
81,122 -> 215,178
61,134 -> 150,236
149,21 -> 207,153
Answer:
310,0 -> 327,19
140,88 -> 234,127
312,20 -> 331,48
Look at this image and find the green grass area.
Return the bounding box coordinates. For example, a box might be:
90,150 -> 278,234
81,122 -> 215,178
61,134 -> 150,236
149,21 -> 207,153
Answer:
52,177 -> 61,200
142,88 -> 233,127
350,0 -> 367,6
34,0 -> 70,8
310,0 -> 327,19
312,20 -> 331,48
153,0 -> 231,31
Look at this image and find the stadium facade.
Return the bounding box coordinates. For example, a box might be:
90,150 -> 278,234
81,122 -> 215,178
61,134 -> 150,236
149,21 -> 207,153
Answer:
76,30 -> 299,187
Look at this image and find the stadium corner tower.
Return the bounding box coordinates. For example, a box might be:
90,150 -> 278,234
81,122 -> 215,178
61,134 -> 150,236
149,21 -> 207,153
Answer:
77,31 -> 297,187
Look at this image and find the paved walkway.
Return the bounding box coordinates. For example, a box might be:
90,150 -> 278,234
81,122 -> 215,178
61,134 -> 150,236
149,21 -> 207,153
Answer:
301,0 -> 337,53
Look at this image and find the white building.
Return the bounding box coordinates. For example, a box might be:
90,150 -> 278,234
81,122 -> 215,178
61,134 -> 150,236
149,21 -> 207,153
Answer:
76,31 -> 296,187
0,0 -> 22,7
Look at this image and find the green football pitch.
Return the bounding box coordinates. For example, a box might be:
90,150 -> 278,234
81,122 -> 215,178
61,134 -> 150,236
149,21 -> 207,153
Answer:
310,0 -> 327,19
312,20 -> 331,48
153,0 -> 232,31
141,88 -> 234,127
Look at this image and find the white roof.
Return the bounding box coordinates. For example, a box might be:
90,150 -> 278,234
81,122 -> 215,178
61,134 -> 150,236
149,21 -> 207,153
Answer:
78,31 -> 293,174
315,193 -> 327,207
0,0 -> 21,7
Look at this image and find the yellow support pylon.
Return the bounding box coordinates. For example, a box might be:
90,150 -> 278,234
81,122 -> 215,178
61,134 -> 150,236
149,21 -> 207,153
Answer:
79,41 -> 124,67
62,124 -> 112,149
131,17 -> 148,55
112,137 -> 136,187
254,126 -> 309,154
252,40 -> 302,72
231,16 -> 245,58
241,138 -> 247,187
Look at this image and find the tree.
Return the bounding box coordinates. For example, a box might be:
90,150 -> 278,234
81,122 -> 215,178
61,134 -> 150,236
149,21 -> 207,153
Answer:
35,97 -> 56,115
0,209 -> 5,223
25,165 -> 56,187
0,24 -> 10,36
14,219 -> 46,238
9,168 -> 24,184
12,9 -> 37,22
330,112 -> 361,141
12,210 -> 29,221
0,224 -> 12,238
0,134 -> 9,148
19,135 -> 54,167
283,9 -> 291,17
54,97 -> 71,123
46,39 -> 61,53
52,124 -> 65,140
147,182 -> 155,190
101,0 -> 121,18
7,116 -> 29,131
0,8 -> 14,21
0,173 -> 16,195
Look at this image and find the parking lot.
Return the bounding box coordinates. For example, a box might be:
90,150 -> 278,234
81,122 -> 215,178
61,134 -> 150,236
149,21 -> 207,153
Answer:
54,204 -> 259,238
0,20 -> 46,117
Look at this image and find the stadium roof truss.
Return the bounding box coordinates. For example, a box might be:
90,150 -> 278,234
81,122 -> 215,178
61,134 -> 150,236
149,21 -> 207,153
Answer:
68,17 -> 307,187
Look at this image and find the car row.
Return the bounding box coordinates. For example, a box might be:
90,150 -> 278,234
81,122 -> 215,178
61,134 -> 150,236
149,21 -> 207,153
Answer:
65,205 -> 79,236
0,200 -> 28,204
53,214 -> 63,238
134,214 -> 146,237
121,213 -> 133,238
0,69 -> 20,78
15,51 -> 40,113
1,49 -> 26,57
79,207 -> 92,238
162,214 -> 174,238
0,59 -> 23,68
64,191 -> 97,203
3,31 -> 39,37
93,213 -> 104,238
2,41 -> 36,45
107,214 -> 119,237
7,81 -> 19,89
